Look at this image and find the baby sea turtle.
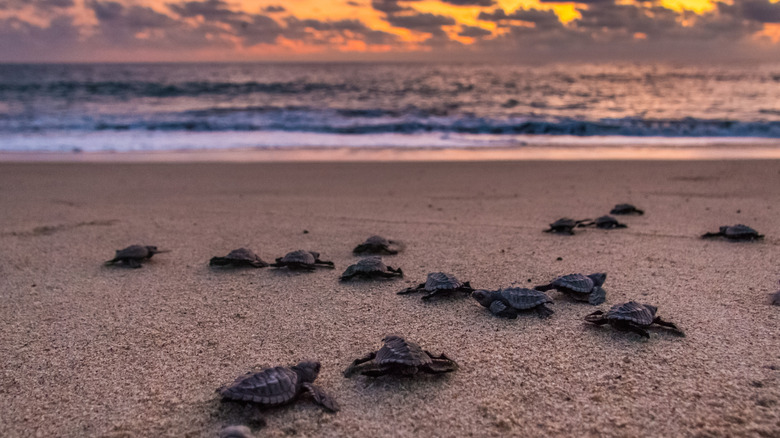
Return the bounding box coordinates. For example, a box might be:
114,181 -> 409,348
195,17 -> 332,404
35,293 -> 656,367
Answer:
219,361 -> 339,413
209,248 -> 268,268
535,273 -> 607,305
702,224 -> 764,241
472,288 -> 554,318
353,235 -> 403,255
584,301 -> 683,338
610,203 -> 644,215
343,335 -> 458,377
544,218 -> 590,235
397,272 -> 474,300
270,250 -> 334,270
339,256 -> 403,281
104,245 -> 169,268
581,215 -> 627,229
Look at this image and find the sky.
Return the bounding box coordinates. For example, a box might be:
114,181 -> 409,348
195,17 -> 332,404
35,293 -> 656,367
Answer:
1,0 -> 779,63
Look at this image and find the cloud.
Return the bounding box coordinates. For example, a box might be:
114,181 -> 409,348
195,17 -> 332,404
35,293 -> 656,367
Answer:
478,8 -> 563,30
386,12 -> 456,36
167,0 -> 240,21
1,0 -> 779,62
441,0 -> 494,6
371,0 -> 420,14
738,0 -> 780,23
458,24 -> 492,37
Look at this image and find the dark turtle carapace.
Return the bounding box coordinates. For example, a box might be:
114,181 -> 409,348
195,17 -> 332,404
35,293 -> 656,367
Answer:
104,245 -> 169,268
209,248 -> 269,268
585,301 -> 683,338
352,235 -> 403,255
535,273 -> 607,305
397,272 -> 474,300
581,215 -> 627,229
610,204 -> 644,215
270,250 -> 334,270
702,224 -> 764,241
472,288 -> 554,318
339,256 -> 403,281
544,218 -> 590,235
219,361 -> 339,413
343,335 -> 458,377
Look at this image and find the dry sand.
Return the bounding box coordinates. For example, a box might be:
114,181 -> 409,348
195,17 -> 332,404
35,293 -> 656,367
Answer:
0,160 -> 778,437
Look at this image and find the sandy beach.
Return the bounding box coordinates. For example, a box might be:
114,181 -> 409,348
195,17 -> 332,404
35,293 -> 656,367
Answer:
0,160 -> 778,437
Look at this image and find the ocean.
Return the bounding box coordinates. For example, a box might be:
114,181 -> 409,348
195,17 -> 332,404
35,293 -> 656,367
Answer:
1,62 -> 779,153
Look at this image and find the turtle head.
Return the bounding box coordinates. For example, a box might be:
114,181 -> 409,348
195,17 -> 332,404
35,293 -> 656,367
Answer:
292,361 -> 321,383
145,246 -> 170,255
471,290 -> 493,307
587,273 -> 607,288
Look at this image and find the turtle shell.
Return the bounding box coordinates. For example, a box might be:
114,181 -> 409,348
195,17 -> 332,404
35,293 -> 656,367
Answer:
596,216 -> 620,226
499,288 -> 553,310
723,224 -> 761,238
280,250 -> 317,265
219,366 -> 301,406
551,274 -> 595,294
605,301 -> 656,326
551,218 -> 577,228
424,272 -> 463,291
364,235 -> 390,246
224,248 -> 261,262
341,257 -> 387,276
115,245 -> 152,260
375,335 -> 433,367
610,204 -> 643,215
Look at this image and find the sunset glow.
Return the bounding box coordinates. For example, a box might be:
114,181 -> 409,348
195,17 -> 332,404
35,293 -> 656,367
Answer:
1,0 -> 779,62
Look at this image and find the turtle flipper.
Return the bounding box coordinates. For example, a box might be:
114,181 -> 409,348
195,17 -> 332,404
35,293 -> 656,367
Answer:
421,290 -> 439,300
459,282 -> 474,294
397,283 -> 425,295
302,383 -> 339,412
536,304 -> 554,318
588,287 -> 607,305
653,317 -> 684,336
209,257 -> 231,266
701,231 -> 723,238
488,300 -> 517,319
126,259 -> 142,269
386,267 -> 403,277
534,283 -> 554,292
343,352 -> 377,377
339,272 -> 356,281
314,259 -> 335,269
584,310 -> 608,325
625,323 -> 650,338
423,351 -> 459,373
376,269 -> 403,279
104,258 -> 119,266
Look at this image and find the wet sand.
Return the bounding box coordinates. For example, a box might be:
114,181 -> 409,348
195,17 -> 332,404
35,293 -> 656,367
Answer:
0,160 -> 778,437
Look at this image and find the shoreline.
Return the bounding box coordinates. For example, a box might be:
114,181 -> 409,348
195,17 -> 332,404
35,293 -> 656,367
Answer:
2,143 -> 780,162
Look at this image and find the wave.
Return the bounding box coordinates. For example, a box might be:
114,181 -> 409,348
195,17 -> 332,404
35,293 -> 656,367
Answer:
0,80 -> 360,98
19,114 -> 780,138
